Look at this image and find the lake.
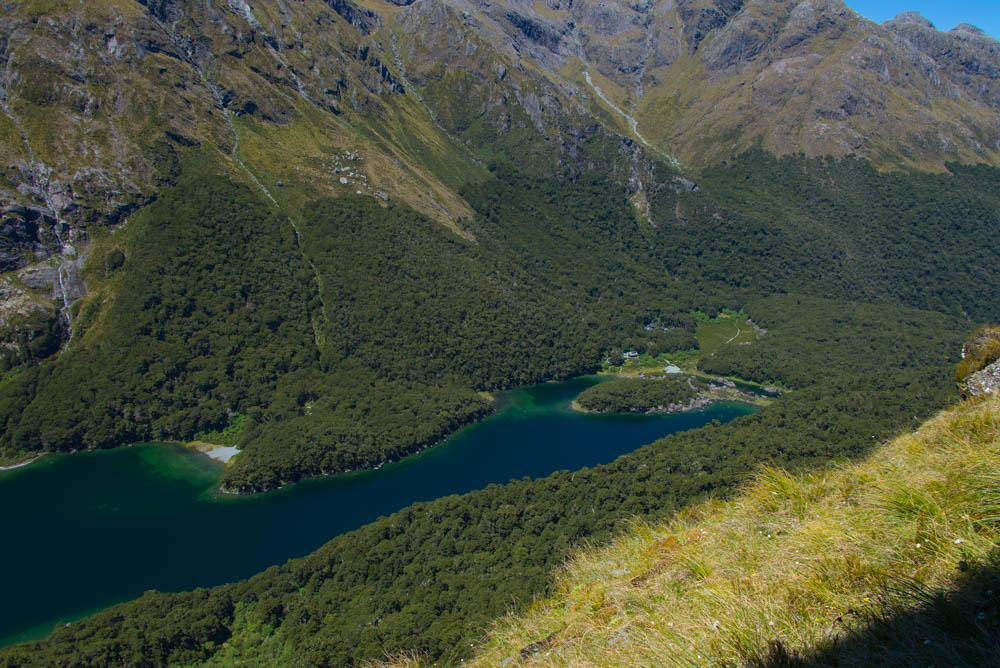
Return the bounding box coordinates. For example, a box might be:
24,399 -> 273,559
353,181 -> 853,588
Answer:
0,376 -> 756,646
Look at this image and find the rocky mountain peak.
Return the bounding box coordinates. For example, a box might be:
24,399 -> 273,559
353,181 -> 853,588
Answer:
951,23 -> 987,37
883,11 -> 934,30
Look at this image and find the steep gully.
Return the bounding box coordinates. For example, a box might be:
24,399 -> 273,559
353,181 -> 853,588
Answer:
571,20 -> 680,169
2,30 -> 79,338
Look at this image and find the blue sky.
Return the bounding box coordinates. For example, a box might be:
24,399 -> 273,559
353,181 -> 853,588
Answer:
846,1 -> 999,40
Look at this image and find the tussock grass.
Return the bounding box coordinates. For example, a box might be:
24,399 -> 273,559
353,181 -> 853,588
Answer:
461,394 -> 1000,667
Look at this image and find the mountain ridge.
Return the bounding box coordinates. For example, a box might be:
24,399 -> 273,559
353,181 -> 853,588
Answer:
2,0 -> 998,275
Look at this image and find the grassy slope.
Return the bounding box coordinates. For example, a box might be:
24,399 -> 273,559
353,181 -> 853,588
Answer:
459,393 -> 1000,667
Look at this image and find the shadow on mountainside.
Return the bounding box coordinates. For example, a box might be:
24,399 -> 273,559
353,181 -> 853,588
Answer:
753,550 -> 1000,667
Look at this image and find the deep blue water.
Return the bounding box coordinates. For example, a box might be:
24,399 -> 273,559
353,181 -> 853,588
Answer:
0,375 -> 755,646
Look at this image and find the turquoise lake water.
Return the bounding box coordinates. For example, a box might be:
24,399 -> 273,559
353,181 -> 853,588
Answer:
0,376 -> 756,646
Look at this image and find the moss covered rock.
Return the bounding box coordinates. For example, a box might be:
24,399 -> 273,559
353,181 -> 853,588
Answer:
957,327 -> 1000,398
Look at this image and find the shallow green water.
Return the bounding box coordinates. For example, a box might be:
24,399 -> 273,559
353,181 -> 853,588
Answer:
0,376 -> 756,646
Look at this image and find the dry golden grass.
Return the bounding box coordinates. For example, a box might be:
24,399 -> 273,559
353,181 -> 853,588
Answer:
449,393 -> 1000,667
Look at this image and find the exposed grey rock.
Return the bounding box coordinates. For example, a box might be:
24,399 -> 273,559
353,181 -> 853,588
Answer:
17,253 -> 87,306
682,7 -> 729,53
0,208 -> 47,272
59,256 -> 88,304
574,2 -> 636,38
963,360 -> 1000,398
704,12 -> 770,71
137,0 -> 185,24
18,265 -> 60,292
227,0 -> 261,29
952,23 -> 987,37
884,11 -> 1000,102
777,0 -> 848,51
752,53 -> 823,106
677,0 -> 746,54
505,11 -> 563,52
671,176 -> 698,192
883,12 -> 934,30
321,0 -> 379,36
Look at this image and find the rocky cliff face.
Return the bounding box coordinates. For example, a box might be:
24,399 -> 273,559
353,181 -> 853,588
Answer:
0,0 -> 663,273
0,0 -> 462,271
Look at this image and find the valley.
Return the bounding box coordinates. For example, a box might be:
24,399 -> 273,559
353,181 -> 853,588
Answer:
0,0 -> 998,664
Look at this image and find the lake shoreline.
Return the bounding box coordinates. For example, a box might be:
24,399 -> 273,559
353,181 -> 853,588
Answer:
218,401 -> 501,497
572,394 -> 721,415
572,394 -> 766,416
184,441 -> 242,464
572,370 -> 779,416
0,377 -> 757,648
0,441 -> 241,476
0,455 -> 45,472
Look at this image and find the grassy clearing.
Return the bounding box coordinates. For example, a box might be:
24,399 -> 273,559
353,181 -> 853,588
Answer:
603,352 -> 682,378
602,310 -> 773,403
451,393 -> 1000,667
604,309 -> 757,378
696,309 -> 759,359
606,311 -> 762,377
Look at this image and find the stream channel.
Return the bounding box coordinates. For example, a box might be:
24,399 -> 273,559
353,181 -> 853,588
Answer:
0,375 -> 757,646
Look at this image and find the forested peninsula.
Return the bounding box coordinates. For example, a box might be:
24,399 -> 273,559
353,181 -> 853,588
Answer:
575,377 -> 705,414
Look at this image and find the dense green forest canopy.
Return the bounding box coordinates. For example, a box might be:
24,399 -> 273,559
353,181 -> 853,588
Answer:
575,377 -> 701,413
0,296 -> 970,665
648,152 -> 1000,321
2,152 -> 998,491
0,172 -> 321,455
2,146 -> 999,664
